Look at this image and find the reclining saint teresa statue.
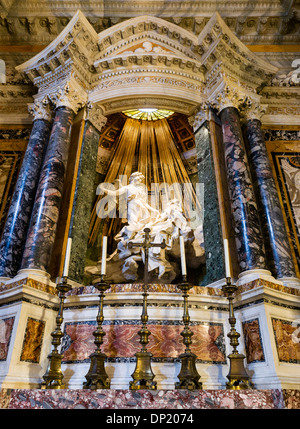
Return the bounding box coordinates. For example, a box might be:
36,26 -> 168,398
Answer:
85,172 -> 204,283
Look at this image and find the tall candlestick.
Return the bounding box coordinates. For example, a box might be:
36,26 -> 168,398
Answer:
101,236 -> 107,276
63,238 -> 72,277
180,235 -> 187,276
223,238 -> 231,278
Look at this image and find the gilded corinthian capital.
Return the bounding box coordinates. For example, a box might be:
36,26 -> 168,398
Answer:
50,80 -> 88,114
239,97 -> 268,122
28,96 -> 53,122
208,83 -> 246,113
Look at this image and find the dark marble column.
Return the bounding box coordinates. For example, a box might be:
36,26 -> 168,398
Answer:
20,106 -> 75,274
244,117 -> 297,279
220,106 -> 267,272
0,102 -> 53,279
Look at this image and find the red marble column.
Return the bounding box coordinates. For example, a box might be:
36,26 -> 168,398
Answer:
220,106 -> 267,273
20,106 -> 75,274
0,100 -> 53,279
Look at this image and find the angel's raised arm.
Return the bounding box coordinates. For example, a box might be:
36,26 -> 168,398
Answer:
97,181 -> 128,196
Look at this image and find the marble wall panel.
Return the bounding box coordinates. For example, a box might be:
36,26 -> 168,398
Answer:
61,320 -> 226,364
20,317 -> 45,364
242,318 -> 265,363
0,316 -> 14,361
271,152 -> 300,274
272,317 -> 300,364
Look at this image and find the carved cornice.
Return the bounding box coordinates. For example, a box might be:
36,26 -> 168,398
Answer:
15,11 -> 99,92
197,13 -> 278,99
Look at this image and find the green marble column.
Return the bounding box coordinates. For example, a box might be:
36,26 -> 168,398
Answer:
68,119 -> 104,283
195,121 -> 226,285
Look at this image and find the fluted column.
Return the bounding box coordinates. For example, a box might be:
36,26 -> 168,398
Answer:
19,82 -> 87,276
0,98 -> 53,280
213,87 -> 268,274
242,101 -> 298,282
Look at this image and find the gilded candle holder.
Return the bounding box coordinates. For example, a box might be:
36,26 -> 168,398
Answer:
175,275 -> 202,390
83,275 -> 110,390
41,276 -> 71,389
222,277 -> 253,390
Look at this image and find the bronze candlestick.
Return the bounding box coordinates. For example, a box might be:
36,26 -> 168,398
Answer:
41,276 -> 71,389
222,277 -> 253,390
175,275 -> 202,390
83,275 -> 110,390
128,228 -> 166,390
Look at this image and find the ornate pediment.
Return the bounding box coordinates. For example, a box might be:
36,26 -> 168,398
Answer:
15,10 -> 98,95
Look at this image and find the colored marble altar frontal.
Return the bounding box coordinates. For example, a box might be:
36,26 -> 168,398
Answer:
272,317 -> 300,364
0,316 -> 14,361
20,317 -> 45,364
242,318 -> 265,364
1,388 -> 300,409
61,319 -> 226,364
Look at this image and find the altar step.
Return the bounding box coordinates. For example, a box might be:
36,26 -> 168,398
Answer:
0,388 -> 299,409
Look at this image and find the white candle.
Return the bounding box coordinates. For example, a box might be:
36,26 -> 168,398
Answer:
101,236 -> 107,276
179,235 -> 187,276
223,238 -> 231,278
63,238 -> 72,277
